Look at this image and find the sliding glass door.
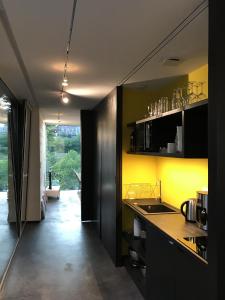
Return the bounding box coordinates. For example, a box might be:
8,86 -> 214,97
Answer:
0,79 -> 32,284
0,90 -> 18,282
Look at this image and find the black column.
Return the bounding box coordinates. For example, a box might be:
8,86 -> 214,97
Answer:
208,1 -> 225,299
80,110 -> 95,221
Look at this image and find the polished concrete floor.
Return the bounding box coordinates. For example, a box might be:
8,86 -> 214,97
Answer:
0,190 -> 143,300
0,193 -> 18,282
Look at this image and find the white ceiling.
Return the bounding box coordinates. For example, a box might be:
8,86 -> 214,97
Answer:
0,0 -> 208,124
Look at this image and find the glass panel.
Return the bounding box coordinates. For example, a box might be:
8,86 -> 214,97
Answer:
21,105 -> 31,228
46,124 -> 81,191
0,93 -> 17,280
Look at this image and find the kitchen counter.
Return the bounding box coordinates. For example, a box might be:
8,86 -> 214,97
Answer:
123,199 -> 208,263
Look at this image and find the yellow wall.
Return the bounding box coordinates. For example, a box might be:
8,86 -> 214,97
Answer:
122,76 -> 188,199
122,66 -> 208,209
157,64 -> 209,207
156,158 -> 208,208
122,88 -> 157,198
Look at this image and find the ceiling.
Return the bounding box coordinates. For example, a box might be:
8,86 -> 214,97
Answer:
0,0 -> 208,124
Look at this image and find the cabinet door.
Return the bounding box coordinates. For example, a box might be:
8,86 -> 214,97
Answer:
95,87 -> 122,266
175,245 -> 209,300
146,225 -> 176,300
135,123 -> 145,151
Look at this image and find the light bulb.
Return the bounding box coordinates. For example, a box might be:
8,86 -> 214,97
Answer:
62,96 -> 69,104
62,78 -> 68,86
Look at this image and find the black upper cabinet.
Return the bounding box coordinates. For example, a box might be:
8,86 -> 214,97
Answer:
183,101 -> 208,158
127,99 -> 208,158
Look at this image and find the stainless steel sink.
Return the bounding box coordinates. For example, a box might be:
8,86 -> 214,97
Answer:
133,203 -> 178,215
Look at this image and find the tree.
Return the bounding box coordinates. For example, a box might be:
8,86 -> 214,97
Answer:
46,125 -> 81,190
51,150 -> 81,190
0,132 -> 8,155
0,159 -> 8,191
64,134 -> 80,153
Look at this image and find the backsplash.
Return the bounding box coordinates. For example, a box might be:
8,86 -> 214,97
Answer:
156,157 -> 208,209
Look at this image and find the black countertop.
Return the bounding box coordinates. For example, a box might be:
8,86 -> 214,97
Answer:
123,198 -> 208,264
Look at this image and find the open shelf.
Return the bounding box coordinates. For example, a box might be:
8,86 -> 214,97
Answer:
124,256 -> 146,298
127,151 -> 184,158
127,99 -> 208,158
123,231 -> 146,263
133,99 -> 208,125
136,107 -> 182,124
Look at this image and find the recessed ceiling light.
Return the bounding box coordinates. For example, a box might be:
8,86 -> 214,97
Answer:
162,57 -> 182,66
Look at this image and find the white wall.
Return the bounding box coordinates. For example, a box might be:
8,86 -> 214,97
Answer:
39,114 -> 46,202
26,107 -> 41,221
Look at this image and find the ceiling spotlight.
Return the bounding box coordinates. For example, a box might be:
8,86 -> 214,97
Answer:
60,0 -> 77,100
62,78 -> 68,87
62,95 -> 69,104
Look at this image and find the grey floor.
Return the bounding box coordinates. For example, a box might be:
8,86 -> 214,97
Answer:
0,193 -> 18,282
0,191 -> 143,300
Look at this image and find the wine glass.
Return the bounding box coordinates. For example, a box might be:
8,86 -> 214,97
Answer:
196,82 -> 207,100
171,90 -> 177,110
147,105 -> 151,116
158,98 -> 162,116
146,102 -> 153,117
154,101 -> 158,116
187,82 -> 198,104
179,88 -> 187,107
175,88 -> 184,108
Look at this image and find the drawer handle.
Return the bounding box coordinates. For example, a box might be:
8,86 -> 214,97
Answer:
169,240 -> 174,245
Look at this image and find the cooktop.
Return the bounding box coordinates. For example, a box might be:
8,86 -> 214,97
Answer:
178,235 -> 208,262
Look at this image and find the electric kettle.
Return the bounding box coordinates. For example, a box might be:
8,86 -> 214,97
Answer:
180,198 -> 197,223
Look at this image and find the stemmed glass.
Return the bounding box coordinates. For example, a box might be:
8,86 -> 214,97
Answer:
147,105 -> 151,117
187,82 -> 198,104
179,88 -> 187,107
161,97 -> 169,112
196,82 -> 207,100
158,98 -> 162,116
147,102 -> 155,117
175,88 -> 185,108
171,90 -> 177,110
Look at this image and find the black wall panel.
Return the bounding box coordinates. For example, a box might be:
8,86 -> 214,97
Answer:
209,1 -> 225,299
93,87 -> 122,265
80,110 -> 95,221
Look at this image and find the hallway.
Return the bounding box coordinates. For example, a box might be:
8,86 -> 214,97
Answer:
0,191 -> 142,300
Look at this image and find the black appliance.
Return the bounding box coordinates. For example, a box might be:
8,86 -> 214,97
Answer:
178,236 -> 208,262
180,198 -> 196,223
196,191 -> 208,231
135,121 -> 153,152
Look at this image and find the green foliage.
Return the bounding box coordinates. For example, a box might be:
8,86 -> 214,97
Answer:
0,130 -> 8,191
51,150 -> 80,190
0,133 -> 8,155
64,135 -> 80,153
46,125 -> 81,190
0,159 -> 8,191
